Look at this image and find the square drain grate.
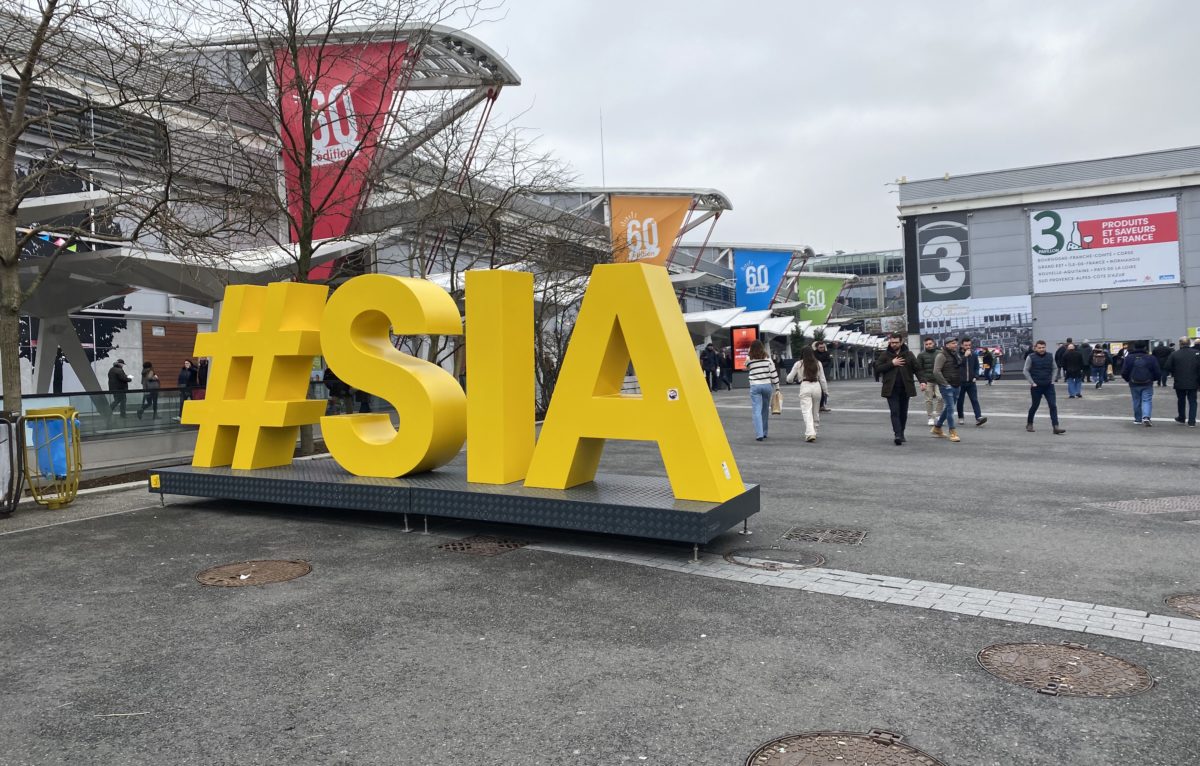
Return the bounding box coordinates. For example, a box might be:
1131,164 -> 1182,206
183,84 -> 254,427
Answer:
781,527 -> 867,545
436,535 -> 530,556
1086,495 -> 1200,515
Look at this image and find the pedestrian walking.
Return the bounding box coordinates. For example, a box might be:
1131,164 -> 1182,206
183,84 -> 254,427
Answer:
1053,339 -> 1070,382
1121,341 -> 1160,426
719,347 -> 733,390
956,338 -> 989,426
876,332 -> 918,445
1113,345 -> 1127,378
813,341 -> 833,412
746,340 -> 780,441
1152,342 -> 1172,387
1061,343 -> 1085,398
981,348 -> 996,385
1090,345 -> 1111,389
699,344 -> 719,392
323,366 -> 354,415
1024,340 -> 1065,434
137,361 -> 160,419
107,359 -> 132,418
177,359 -> 197,412
786,347 -> 828,442
931,337 -> 963,442
915,336 -> 942,426
1165,337 -> 1200,427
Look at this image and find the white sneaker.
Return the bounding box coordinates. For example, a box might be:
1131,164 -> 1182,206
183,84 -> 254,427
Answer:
927,417 -> 935,426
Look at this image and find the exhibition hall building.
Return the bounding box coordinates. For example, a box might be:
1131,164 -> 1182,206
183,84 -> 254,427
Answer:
899,145 -> 1200,354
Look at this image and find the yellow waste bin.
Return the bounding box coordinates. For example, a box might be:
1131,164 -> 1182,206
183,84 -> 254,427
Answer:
25,406 -> 82,509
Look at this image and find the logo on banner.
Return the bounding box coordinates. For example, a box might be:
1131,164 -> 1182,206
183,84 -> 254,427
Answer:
805,288 -> 827,310
308,85 -> 360,166
733,249 -> 791,310
623,215 -> 661,261
609,196 -> 691,266
743,263 -> 770,294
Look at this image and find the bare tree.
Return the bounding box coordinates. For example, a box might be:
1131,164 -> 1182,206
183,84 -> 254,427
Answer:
370,110 -> 604,392
0,1 -> 210,414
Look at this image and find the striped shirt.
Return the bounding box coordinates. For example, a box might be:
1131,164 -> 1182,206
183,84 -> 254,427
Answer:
746,357 -> 779,386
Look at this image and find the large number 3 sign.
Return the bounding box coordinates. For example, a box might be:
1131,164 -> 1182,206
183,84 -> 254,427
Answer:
917,217 -> 971,301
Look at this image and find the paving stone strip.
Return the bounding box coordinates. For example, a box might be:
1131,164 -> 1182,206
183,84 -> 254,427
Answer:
526,542 -> 1200,653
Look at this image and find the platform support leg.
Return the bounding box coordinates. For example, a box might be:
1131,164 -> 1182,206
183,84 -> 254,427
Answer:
402,514 -> 411,533
691,543 -> 700,564
739,519 -> 752,535
423,516 -> 429,535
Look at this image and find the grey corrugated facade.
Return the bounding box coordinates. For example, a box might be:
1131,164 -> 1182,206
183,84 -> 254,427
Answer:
900,146 -> 1200,345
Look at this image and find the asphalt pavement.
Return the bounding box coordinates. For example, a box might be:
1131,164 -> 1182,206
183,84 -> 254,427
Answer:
1,378 -> 1197,765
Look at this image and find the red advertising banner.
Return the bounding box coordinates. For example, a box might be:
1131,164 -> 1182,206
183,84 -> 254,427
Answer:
731,326 -> 759,371
1078,211 -> 1178,249
275,41 -> 409,245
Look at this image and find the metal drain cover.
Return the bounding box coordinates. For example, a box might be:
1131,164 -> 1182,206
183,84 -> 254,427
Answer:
724,548 -> 824,571
977,642 -> 1154,698
781,527 -> 867,545
196,559 -> 311,587
436,535 -> 529,556
1165,593 -> 1200,619
745,730 -> 946,765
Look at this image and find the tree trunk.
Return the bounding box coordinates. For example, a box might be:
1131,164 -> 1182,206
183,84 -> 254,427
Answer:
0,257 -> 23,417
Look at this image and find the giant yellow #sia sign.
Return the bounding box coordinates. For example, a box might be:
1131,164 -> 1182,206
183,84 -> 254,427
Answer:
183,263 -> 744,503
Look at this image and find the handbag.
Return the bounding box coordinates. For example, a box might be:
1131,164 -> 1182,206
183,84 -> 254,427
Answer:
770,388 -> 783,415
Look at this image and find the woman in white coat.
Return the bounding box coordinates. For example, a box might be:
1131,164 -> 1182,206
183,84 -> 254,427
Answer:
786,347 -> 829,442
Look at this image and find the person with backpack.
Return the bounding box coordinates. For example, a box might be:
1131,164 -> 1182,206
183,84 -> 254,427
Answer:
1122,341 -> 1161,426
1090,345 -> 1111,389
981,348 -> 996,385
1164,337 -> 1200,427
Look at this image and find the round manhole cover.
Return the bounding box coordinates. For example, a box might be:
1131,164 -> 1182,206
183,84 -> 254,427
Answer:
977,642 -> 1154,698
196,560 -> 312,587
745,730 -> 946,765
724,548 -> 824,571
1165,593 -> 1200,619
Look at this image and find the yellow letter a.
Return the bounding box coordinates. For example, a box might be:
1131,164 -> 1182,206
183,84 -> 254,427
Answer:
524,263 -> 744,502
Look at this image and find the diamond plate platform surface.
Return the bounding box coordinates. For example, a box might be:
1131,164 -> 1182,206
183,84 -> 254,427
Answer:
151,457 -> 758,544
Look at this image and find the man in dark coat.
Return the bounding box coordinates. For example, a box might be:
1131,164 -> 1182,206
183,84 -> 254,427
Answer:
699,344 -> 719,391
876,332 -> 918,446
1152,342 -> 1173,386
107,359 -> 132,417
1165,337 -> 1200,426
1122,341 -> 1161,425
1060,342 -> 1086,399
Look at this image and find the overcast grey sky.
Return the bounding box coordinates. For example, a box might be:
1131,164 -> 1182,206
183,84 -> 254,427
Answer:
470,0 -> 1200,254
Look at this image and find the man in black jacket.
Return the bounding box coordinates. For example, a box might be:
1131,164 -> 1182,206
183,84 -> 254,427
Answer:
1165,337 -> 1200,426
956,338 -> 988,426
876,332 -> 918,445
107,359 -> 132,418
1152,342 -> 1173,386
1061,342 -> 1086,398
699,344 -> 719,391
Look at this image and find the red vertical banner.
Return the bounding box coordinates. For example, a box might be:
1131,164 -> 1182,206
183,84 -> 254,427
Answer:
275,41 -> 409,245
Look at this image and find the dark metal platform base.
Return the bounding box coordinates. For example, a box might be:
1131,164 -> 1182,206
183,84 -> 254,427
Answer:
150,458 -> 759,544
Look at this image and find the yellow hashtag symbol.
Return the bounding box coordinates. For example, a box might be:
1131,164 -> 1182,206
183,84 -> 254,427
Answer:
183,283 -> 328,469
